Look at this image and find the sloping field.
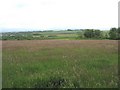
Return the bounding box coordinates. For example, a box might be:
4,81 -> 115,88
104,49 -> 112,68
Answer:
2,40 -> 118,88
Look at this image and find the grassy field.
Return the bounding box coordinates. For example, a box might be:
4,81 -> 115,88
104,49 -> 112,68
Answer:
2,40 -> 118,88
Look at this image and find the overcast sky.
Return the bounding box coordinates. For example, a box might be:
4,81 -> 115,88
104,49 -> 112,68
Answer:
0,0 -> 119,32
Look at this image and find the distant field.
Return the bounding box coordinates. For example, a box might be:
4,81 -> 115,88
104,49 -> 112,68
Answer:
1,30 -> 79,40
2,40 -> 118,88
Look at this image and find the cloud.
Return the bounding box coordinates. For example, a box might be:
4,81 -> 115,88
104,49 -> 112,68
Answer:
0,0 -> 119,31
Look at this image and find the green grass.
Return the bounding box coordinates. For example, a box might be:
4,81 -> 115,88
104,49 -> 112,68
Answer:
2,40 -> 118,88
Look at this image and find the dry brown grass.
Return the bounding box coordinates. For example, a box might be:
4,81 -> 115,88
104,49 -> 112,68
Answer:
2,40 -> 118,50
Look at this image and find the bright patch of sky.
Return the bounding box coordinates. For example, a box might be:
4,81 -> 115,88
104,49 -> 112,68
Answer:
0,0 -> 119,32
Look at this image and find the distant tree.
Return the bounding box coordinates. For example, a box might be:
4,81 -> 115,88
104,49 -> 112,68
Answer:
77,30 -> 84,39
118,27 -> 120,39
104,33 -> 109,39
94,30 -> 101,38
109,28 -> 118,40
84,29 -> 94,38
67,29 -> 72,31
81,29 -> 103,39
100,31 -> 110,39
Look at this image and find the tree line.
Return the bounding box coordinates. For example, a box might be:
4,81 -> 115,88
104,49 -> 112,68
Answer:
79,27 -> 120,40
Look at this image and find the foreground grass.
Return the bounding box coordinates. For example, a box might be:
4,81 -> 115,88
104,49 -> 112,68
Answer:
2,40 -> 118,88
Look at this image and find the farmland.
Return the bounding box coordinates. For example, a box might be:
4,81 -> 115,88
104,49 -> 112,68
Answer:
1,30 -> 79,40
2,40 -> 118,88
1,29 -> 111,40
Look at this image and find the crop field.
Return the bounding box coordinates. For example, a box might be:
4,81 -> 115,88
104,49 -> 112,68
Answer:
2,40 -> 118,88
